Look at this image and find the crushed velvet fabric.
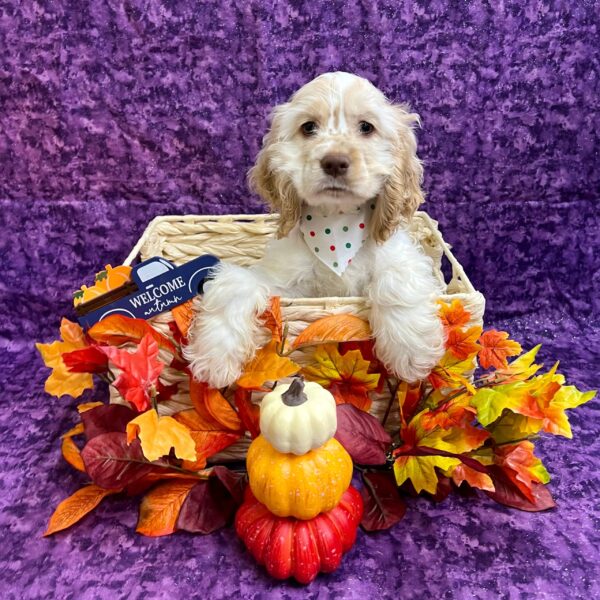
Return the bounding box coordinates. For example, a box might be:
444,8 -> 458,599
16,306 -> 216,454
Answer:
0,1 -> 598,598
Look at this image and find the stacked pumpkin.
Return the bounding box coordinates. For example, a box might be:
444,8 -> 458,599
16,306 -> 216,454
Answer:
235,378 -> 363,584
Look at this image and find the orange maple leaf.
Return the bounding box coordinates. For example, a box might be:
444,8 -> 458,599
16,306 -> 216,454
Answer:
237,339 -> 300,388
446,326 -> 482,360
260,297 -> 283,344
478,330 -> 522,370
438,299 -> 471,331
190,379 -> 242,432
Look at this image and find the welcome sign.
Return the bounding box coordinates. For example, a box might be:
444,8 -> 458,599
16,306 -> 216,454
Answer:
76,255 -> 219,329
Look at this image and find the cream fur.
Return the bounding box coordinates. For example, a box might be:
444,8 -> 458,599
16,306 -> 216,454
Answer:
184,72 -> 445,388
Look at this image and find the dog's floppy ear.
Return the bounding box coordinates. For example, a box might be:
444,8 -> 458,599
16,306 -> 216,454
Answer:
371,105 -> 424,244
248,105 -> 301,238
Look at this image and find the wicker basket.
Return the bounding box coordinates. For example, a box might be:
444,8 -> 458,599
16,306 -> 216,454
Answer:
115,212 -> 485,460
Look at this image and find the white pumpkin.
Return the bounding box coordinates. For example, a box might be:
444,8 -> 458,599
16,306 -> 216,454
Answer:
259,378 -> 337,455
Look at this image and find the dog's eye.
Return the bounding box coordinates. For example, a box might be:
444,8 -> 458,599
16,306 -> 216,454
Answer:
301,121 -> 318,136
359,121 -> 375,135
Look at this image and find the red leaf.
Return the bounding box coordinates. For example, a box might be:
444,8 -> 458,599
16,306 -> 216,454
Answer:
81,404 -> 137,441
176,468 -> 247,534
102,334 -> 164,412
81,432 -> 154,489
62,346 -> 109,373
360,471 -> 406,531
334,404 -> 392,465
485,465 -> 556,512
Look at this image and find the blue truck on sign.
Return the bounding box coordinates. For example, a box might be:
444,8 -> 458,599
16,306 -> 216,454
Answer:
76,255 -> 219,329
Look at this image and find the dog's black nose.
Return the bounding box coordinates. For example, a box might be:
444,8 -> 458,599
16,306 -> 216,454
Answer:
320,154 -> 350,177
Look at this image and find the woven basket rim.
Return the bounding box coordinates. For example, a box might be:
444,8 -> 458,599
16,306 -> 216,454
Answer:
124,211 -> 477,297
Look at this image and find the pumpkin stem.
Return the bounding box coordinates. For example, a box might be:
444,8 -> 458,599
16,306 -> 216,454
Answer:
282,378 -> 308,407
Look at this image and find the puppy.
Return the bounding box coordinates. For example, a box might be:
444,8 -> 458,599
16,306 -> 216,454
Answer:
184,72 -> 445,388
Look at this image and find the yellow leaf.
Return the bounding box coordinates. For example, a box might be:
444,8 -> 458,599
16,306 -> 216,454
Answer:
394,455 -> 460,494
126,409 -> 197,462
77,401 -> 104,413
428,351 -> 476,393
292,314 -> 371,350
61,422 -> 84,439
237,339 -> 300,388
136,479 -> 198,537
61,437 -> 86,472
302,343 -> 379,389
44,485 -> 118,536
36,319 -> 93,399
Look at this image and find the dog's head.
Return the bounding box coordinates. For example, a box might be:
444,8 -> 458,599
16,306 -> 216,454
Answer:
248,72 -> 424,242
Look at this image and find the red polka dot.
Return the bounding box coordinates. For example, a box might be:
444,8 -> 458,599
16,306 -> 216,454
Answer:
330,245 -> 336,251
309,231 -> 315,237
359,223 -> 365,229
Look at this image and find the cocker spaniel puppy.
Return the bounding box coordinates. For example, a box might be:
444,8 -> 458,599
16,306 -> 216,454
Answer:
184,72 -> 445,388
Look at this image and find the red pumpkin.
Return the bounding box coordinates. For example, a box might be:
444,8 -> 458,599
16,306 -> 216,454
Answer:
235,486 -> 363,584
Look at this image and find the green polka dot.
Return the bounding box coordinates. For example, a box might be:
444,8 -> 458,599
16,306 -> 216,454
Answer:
314,247 -> 319,252
333,262 -> 338,268
342,226 -> 349,232
324,228 -> 331,234
345,242 -> 352,248
306,214 -> 312,220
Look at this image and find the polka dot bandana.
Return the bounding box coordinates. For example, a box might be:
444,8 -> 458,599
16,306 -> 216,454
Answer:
300,203 -> 375,276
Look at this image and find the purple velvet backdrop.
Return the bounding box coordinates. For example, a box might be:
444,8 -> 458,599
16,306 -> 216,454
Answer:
1,1 -> 599,598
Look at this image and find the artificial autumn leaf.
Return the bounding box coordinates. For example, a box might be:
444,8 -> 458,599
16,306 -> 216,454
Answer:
393,409 -> 489,494
334,404 -> 391,465
396,381 -> 422,427
449,463 -> 495,492
438,299 -> 471,331
102,334 -> 164,412
489,345 -> 542,383
485,465 -> 556,512
77,401 -> 104,413
478,330 -> 522,370
190,379 -> 242,431
360,470 -> 406,532
234,388 -> 260,438
302,344 -> 379,411
136,479 -> 199,537
63,346 -> 109,374
181,431 -> 240,471
124,470 -> 211,497
394,454 -> 460,495
446,326 -> 482,360
61,422 -> 84,439
173,407 -> 223,432
44,485 -> 119,536
171,300 -> 195,338
470,366 -> 594,439
176,467 -> 247,534
88,314 -> 178,356
81,404 -> 137,441
260,296 -> 283,343
126,409 -> 197,463
493,441 -> 550,502
237,339 -> 300,388
292,314 -> 371,350
36,318 -> 94,398
420,396 -> 476,432
81,432 -> 154,489
61,437 -> 85,472
428,351 -> 476,392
